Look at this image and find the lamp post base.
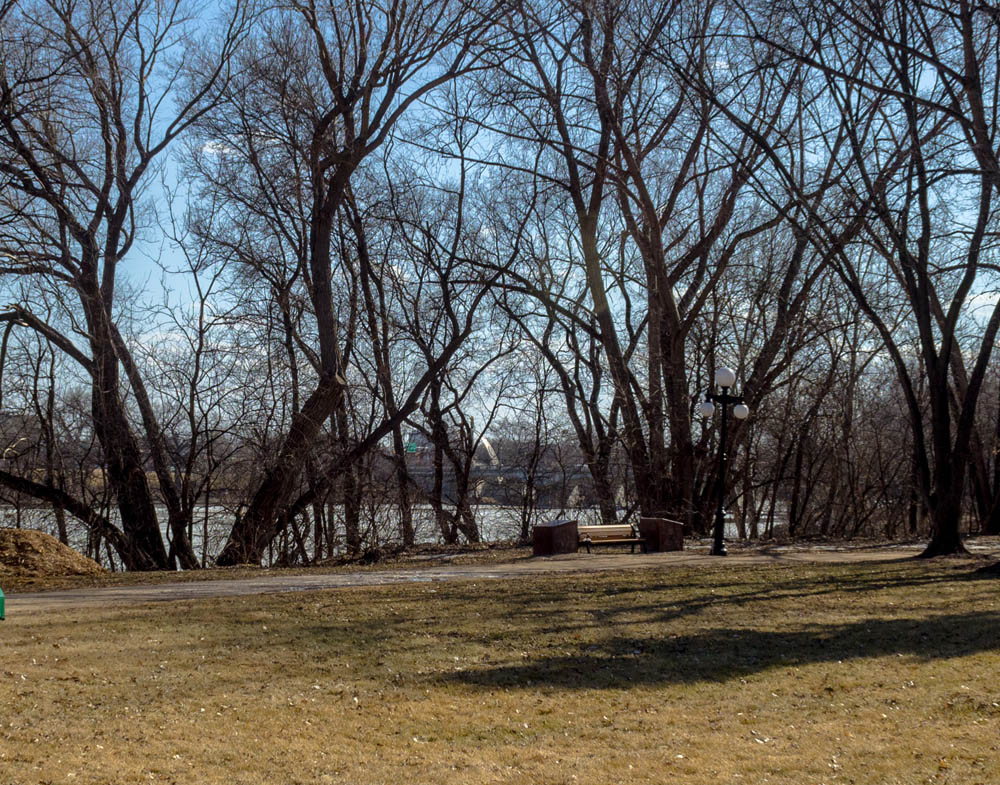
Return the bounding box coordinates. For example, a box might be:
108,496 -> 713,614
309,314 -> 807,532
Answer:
711,508 -> 728,556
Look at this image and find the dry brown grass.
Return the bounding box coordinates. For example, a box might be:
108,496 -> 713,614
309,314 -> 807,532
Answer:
2,559 -> 999,784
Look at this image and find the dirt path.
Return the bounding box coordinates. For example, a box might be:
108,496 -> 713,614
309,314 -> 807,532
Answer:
8,542 -> 987,616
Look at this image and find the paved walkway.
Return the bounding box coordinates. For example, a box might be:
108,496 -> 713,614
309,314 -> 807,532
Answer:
7,542 -> 981,616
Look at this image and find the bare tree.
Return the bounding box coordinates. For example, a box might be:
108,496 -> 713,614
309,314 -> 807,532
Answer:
747,0 -> 1000,555
465,0 -> 806,532
0,0 -> 249,568
191,0 -> 505,565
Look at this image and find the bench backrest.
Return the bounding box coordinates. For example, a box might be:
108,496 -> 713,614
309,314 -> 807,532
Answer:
578,524 -> 636,540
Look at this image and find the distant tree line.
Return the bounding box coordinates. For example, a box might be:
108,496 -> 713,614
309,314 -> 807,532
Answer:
1,0 -> 999,568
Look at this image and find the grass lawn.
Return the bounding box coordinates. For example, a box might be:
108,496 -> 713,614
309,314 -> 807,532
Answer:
2,559 -> 999,784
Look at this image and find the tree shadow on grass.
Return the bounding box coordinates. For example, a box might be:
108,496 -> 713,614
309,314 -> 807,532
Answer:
453,561 -> 974,641
444,609 -> 1000,690
972,560 -> 1000,578
617,561 -> 968,623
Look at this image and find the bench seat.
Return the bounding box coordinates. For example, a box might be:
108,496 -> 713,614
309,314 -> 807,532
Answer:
578,524 -> 646,554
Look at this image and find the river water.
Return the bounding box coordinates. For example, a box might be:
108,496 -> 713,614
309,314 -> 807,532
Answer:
1,503 -> 625,569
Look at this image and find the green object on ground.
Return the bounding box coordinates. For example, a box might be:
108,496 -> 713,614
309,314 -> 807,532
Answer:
0,586 -> 5,620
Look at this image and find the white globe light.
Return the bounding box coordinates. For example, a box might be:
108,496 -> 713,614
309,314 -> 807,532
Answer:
698,400 -> 716,418
715,366 -> 736,389
733,403 -> 750,420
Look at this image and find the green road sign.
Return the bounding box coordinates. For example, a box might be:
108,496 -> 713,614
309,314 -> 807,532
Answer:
405,443 -> 417,453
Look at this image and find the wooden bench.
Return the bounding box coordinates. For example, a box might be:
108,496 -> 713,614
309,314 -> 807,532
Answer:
578,524 -> 646,554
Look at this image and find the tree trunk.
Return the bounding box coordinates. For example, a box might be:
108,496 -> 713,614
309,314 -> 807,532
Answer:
391,426 -> 415,547
453,467 -> 480,543
918,367 -> 969,557
215,376 -> 342,565
82,285 -> 169,571
589,455 -> 619,526
91,385 -> 168,570
788,438 -> 806,537
663,332 -> 696,525
579,227 -> 655,513
342,467 -> 362,555
920,491 -> 970,557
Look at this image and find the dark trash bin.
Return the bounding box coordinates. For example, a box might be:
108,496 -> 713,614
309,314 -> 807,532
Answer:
532,519 -> 579,556
638,517 -> 684,552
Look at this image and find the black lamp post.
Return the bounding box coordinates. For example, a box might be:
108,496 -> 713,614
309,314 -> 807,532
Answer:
698,366 -> 750,556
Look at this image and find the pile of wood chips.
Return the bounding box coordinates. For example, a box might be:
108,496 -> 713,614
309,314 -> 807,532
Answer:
0,528 -> 104,577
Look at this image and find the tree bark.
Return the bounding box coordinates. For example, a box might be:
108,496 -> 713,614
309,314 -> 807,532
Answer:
215,376 -> 343,565
86,294 -> 169,570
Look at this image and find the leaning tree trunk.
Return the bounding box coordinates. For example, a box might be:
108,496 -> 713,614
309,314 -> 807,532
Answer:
91,394 -> 169,570
89,329 -> 169,571
215,376 -> 342,565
